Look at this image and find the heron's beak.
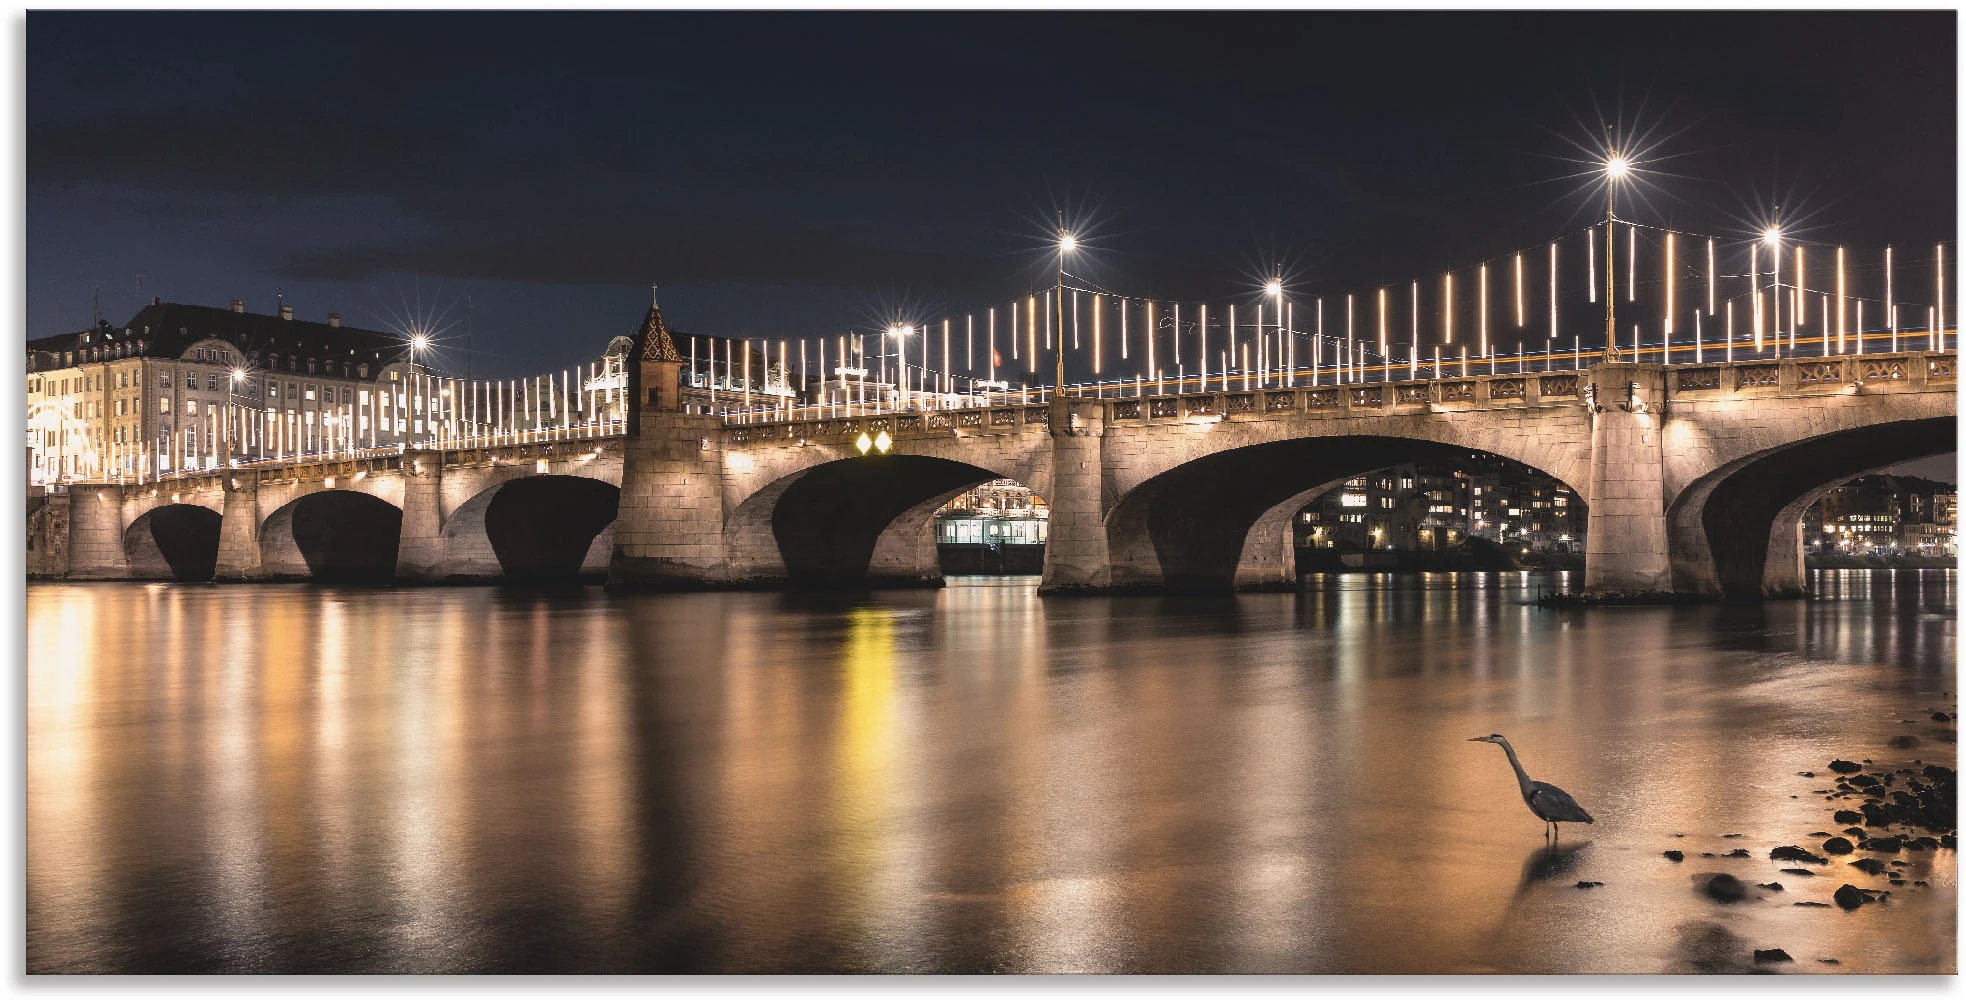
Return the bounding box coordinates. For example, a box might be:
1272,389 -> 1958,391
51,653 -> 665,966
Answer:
1467,736 -> 1488,742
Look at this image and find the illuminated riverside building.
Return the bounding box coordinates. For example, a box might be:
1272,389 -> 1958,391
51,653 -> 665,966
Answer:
1294,458 -> 1584,562
25,299 -> 451,484
26,299 -> 644,486
1805,474 -> 1958,556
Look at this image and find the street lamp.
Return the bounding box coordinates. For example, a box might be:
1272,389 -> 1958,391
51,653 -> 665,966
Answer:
1602,150 -> 1631,362
1053,216 -> 1074,402
1763,221 -> 1783,357
887,324 -> 913,408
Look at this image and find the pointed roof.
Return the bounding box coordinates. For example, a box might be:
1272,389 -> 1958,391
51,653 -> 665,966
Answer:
635,285 -> 683,363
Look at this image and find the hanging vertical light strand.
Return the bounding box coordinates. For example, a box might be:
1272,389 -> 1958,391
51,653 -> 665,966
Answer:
1663,232 -> 1674,341
1627,224 -> 1636,302
1443,273 -> 1453,345
1377,287 -> 1388,361
1836,246 -> 1847,354
1513,253 -> 1524,326
1091,296 -> 1101,375
1707,238 -> 1716,315
1479,263 -> 1489,358
1588,229 -> 1596,303
1886,246 -> 1896,351
1409,281 -> 1419,379
1548,241 -> 1558,341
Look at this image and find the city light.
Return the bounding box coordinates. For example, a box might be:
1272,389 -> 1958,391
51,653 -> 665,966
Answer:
1058,232 -> 1077,253
1604,155 -> 1630,179
1762,226 -> 1782,248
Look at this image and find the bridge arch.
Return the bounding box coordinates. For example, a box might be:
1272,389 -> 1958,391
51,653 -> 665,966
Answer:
259,490 -> 404,583
1104,433 -> 1588,593
1666,416 -> 1955,599
442,475 -> 620,582
124,504 -> 223,581
726,455 -> 1047,587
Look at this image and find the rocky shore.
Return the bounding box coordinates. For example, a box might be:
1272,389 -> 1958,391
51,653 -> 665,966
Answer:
1656,708 -> 1957,972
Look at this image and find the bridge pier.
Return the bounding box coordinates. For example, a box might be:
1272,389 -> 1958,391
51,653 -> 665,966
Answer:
395,450 -> 446,582
1582,364 -> 1674,596
64,484 -> 130,580
1038,398 -> 1113,593
214,473 -> 263,581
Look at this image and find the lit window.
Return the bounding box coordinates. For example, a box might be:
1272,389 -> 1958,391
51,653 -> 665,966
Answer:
1341,494 -> 1367,508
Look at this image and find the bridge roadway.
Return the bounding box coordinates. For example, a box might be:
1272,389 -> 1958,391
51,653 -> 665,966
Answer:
34,347 -> 1957,598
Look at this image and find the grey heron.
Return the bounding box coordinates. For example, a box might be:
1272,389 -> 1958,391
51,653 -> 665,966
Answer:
1469,734 -> 1595,837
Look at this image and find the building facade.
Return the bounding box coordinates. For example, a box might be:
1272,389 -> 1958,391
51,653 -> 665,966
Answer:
27,299 -> 636,485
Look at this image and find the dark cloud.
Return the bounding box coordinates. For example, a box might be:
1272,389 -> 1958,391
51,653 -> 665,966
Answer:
26,10 -> 1957,371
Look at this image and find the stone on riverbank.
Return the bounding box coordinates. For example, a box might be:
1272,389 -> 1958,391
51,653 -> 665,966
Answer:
1703,874 -> 1748,903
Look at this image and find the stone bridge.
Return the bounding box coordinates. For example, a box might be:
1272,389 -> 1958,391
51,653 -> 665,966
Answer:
34,336 -> 1957,598
50,434 -> 624,585
610,348 -> 1955,599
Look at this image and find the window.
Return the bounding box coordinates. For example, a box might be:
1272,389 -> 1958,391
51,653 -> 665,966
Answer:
185,400 -> 197,414
305,385 -> 316,401
288,381 -> 298,398
159,372 -> 170,388
359,390 -> 370,404
119,371 -> 128,388
160,398 -> 170,414
208,375 -> 219,391
1340,494 -> 1367,508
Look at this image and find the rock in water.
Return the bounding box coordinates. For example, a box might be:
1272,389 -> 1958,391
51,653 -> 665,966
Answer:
1770,846 -> 1826,864
1663,850 -> 1685,862
1849,858 -> 1887,875
1575,881 -> 1603,888
1757,882 -> 1784,891
1794,902 -> 1831,908
1833,884 -> 1869,910
1704,874 -> 1748,903
1822,837 -> 1855,855
1780,868 -> 1816,877
1864,836 -> 1903,853
1724,849 -> 1751,858
1753,949 -> 1793,963
1828,760 -> 1863,774
1834,810 -> 1865,825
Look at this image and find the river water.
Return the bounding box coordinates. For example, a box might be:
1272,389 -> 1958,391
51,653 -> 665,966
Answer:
25,570 -> 1958,973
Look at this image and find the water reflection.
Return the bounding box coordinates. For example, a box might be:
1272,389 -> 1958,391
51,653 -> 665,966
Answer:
25,570 -> 1957,973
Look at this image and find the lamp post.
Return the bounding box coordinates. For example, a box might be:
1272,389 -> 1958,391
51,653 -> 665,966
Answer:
1054,217 -> 1076,400
1602,153 -> 1629,362
1761,224 -> 1783,359
1266,274 -> 1284,386
887,324 -> 912,410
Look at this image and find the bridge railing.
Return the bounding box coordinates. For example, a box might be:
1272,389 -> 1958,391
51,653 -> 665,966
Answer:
715,329 -> 1956,426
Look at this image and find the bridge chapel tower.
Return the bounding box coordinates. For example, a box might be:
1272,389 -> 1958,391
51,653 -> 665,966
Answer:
607,287 -> 729,588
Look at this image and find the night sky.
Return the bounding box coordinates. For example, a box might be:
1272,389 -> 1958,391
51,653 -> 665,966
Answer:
27,11 -> 1956,390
